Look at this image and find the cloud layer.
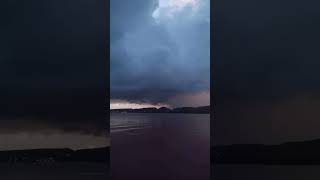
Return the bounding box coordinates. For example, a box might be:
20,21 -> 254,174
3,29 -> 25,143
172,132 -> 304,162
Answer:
110,0 -> 210,107
213,0 -> 320,145
0,0 -> 108,138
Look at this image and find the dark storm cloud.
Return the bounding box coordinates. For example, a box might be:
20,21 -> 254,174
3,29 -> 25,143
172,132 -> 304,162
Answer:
0,0 -> 107,135
110,0 -> 210,105
213,0 -> 320,145
214,0 -> 320,102
110,0 -> 158,42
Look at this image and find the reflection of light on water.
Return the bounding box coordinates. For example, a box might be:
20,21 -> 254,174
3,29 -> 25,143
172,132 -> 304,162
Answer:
111,114 -> 153,133
111,127 -> 149,133
111,113 -> 210,142
111,113 -> 210,179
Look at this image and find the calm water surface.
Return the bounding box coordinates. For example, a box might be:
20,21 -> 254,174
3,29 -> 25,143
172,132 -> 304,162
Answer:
111,113 -> 210,180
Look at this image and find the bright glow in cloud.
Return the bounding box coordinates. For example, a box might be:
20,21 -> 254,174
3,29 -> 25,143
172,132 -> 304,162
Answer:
167,91 -> 210,107
110,102 -> 169,109
152,0 -> 200,19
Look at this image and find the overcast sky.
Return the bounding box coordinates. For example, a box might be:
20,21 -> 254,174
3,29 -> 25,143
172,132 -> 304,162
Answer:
0,0 -> 108,150
110,0 -> 210,109
213,0 -> 320,145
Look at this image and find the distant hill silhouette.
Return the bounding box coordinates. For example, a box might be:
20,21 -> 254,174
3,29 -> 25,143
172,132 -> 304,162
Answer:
212,139 -> 320,164
111,105 -> 210,114
0,147 -> 109,164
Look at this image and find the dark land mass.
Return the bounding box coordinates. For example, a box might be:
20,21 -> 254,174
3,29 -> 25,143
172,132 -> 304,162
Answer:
110,105 -> 210,114
0,147 -> 109,164
212,139 -> 320,164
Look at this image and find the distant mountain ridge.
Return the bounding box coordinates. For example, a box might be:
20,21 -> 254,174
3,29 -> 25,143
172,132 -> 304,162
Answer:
212,139 -> 320,164
0,147 -> 109,163
110,105 -> 210,114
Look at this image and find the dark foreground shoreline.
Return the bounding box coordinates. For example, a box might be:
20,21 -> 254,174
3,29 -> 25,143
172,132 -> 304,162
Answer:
0,162 -> 109,180
0,147 -> 109,164
212,139 -> 320,165
0,147 -> 109,179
